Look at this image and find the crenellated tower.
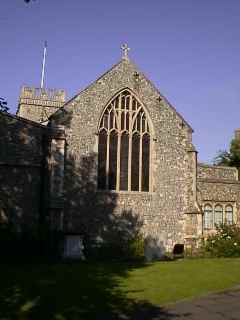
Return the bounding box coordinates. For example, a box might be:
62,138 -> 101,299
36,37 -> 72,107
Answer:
17,86 -> 66,124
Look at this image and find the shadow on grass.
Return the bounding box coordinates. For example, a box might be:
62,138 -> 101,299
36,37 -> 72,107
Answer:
0,110 -> 192,319
0,261 -> 191,320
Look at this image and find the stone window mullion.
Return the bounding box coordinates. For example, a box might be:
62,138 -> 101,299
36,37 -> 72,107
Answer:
98,89 -> 152,192
139,134 -> 143,192
128,95 -> 133,191
116,132 -> 121,191
139,113 -> 144,191
124,109 -> 127,131
106,132 -> 110,189
128,133 -> 132,191
223,204 -> 226,223
149,138 -> 152,192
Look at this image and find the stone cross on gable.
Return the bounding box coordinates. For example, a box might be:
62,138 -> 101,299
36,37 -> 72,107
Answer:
121,43 -> 130,60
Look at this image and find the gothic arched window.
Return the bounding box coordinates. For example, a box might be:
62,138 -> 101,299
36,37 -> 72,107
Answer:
98,89 -> 152,192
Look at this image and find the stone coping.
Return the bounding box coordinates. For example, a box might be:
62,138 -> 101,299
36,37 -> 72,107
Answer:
96,189 -> 155,196
198,163 -> 237,170
198,178 -> 240,184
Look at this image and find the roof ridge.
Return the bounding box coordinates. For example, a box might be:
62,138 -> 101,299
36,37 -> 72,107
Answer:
50,57 -> 193,132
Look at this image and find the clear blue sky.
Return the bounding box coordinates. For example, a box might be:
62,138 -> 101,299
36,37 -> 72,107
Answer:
1,0 -> 240,163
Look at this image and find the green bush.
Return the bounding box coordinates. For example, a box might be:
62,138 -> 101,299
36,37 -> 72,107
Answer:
126,235 -> 145,259
83,211 -> 145,261
203,224 -> 240,257
85,234 -> 145,261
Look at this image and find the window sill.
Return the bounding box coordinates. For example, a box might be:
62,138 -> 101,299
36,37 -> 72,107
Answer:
96,189 -> 155,196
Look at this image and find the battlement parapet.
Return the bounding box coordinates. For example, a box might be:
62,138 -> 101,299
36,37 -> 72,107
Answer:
17,86 -> 67,123
20,86 -> 65,101
19,86 -> 66,108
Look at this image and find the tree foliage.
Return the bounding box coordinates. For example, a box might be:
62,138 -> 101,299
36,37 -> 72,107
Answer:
0,98 -> 9,113
214,138 -> 240,169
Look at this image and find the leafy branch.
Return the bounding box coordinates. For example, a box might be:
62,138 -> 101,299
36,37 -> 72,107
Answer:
0,98 -> 9,113
214,138 -> 240,169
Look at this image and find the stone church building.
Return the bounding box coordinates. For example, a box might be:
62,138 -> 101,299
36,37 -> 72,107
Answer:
1,49 -> 239,258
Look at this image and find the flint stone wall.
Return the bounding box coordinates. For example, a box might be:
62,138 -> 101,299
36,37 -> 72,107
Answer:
197,163 -> 238,181
197,164 -> 240,227
50,59 -> 196,252
0,112 -> 48,229
17,87 -> 66,124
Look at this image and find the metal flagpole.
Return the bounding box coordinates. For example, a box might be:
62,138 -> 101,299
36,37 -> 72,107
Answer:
40,41 -> 47,88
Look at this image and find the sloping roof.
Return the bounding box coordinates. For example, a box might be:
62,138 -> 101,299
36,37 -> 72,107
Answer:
50,57 -> 193,132
1,111 -> 48,129
128,59 -> 193,132
49,59 -> 123,120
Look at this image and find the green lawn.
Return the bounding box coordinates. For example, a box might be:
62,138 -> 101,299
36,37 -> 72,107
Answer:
1,258 -> 240,319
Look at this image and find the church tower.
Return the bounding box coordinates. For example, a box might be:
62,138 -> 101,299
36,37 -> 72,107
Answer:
17,86 -> 66,124
17,43 -> 66,124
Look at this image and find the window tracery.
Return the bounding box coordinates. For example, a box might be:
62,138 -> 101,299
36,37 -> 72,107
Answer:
98,89 -> 152,192
203,203 -> 235,230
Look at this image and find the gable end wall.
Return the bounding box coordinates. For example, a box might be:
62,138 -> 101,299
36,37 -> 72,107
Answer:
51,59 -> 196,253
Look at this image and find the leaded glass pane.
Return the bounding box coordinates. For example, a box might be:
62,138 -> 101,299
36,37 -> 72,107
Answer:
131,133 -> 140,191
109,131 -> 118,190
97,130 -> 107,189
142,134 -> 150,191
120,133 -> 129,190
109,111 -> 114,129
142,117 -> 146,132
98,89 -> 151,192
103,114 -> 108,128
204,205 -> 213,229
226,205 -> 233,225
126,112 -> 129,131
214,205 -> 223,227
121,112 -> 124,131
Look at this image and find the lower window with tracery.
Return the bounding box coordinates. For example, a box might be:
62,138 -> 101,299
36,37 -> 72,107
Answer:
203,203 -> 234,229
98,89 -> 152,192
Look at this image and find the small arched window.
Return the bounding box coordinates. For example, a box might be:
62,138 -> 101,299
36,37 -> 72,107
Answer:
225,205 -> 233,225
204,204 -> 213,229
98,89 -> 152,192
214,205 -> 223,227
